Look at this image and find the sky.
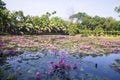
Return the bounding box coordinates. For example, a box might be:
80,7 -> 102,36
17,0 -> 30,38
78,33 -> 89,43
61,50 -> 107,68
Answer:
3,0 -> 120,20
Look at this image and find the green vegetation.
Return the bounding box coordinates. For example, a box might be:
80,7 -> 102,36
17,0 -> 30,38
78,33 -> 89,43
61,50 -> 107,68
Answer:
115,6 -> 120,17
0,0 -> 120,36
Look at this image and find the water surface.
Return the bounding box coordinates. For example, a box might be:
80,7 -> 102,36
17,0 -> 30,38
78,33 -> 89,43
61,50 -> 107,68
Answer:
0,50 -> 120,80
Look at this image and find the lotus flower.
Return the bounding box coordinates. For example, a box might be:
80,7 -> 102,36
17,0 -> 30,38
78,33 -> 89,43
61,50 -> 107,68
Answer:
113,47 -> 120,53
8,50 -> 15,54
117,66 -> 120,71
50,61 -> 54,64
53,49 -> 59,53
0,42 -> 6,48
60,58 -> 65,64
35,72 -> 41,79
66,64 -> 71,69
49,67 -> 54,73
73,62 -> 77,69
60,62 -> 65,69
60,58 -> 66,68
53,63 -> 58,68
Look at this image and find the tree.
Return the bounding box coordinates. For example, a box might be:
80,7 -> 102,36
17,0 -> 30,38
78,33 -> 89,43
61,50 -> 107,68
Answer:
115,6 -> 120,17
68,23 -> 79,36
94,24 -> 104,36
7,11 -> 26,34
0,0 -> 120,35
104,17 -> 116,31
0,0 -> 8,32
69,12 -> 87,20
40,13 -> 51,33
50,16 -> 67,33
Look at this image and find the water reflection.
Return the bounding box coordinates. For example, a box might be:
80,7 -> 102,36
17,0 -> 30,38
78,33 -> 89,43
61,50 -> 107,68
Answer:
83,53 -> 120,80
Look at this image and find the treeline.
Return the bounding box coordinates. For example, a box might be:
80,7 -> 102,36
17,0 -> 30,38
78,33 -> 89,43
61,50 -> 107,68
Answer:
0,0 -> 120,36
68,13 -> 120,36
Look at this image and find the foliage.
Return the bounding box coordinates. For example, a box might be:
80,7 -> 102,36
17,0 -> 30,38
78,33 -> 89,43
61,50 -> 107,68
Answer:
68,23 -> 79,36
115,6 -> 120,17
0,0 -> 120,36
0,69 -> 4,78
94,25 -> 104,36
7,75 -> 17,80
80,28 -> 91,37
50,16 -> 67,34
48,58 -> 77,80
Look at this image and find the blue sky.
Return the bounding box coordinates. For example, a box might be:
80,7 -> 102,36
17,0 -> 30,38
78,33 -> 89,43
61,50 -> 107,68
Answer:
3,0 -> 120,20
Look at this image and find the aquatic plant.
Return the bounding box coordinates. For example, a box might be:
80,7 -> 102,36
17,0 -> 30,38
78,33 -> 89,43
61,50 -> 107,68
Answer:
113,47 -> 120,53
35,72 -> 41,79
0,69 -> 4,78
0,42 -> 6,55
117,67 -> 120,71
73,62 -> 77,69
47,58 -> 77,80
49,67 -> 54,73
0,42 -> 6,48
0,35 -> 120,55
6,75 -> 17,80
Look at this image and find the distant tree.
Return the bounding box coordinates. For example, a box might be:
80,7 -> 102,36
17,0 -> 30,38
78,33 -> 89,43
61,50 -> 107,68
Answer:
69,12 -> 87,20
0,0 -> 6,9
104,17 -> 116,31
94,24 -> 104,36
115,6 -> 120,17
68,23 -> 79,36
52,11 -> 56,15
0,0 -> 120,35
50,16 -> 67,33
9,11 -> 26,34
0,0 -> 10,33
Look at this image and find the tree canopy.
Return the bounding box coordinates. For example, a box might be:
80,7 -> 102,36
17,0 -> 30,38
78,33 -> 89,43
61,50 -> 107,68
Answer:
0,0 -> 120,36
115,6 -> 120,17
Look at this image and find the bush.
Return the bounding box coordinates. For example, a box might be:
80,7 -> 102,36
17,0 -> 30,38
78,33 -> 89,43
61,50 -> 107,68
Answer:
68,23 -> 78,36
94,25 -> 104,36
79,29 -> 91,37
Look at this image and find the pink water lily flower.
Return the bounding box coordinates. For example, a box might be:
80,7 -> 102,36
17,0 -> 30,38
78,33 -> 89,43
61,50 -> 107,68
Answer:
8,50 -> 16,54
60,62 -> 65,69
59,58 -> 66,68
50,61 -> 54,64
53,63 -> 58,68
53,49 -> 59,53
35,72 -> 41,79
60,58 -> 65,64
73,62 -> 77,69
113,47 -> 120,53
117,66 -> 120,71
49,67 -> 54,73
0,42 -> 6,48
66,64 -> 71,69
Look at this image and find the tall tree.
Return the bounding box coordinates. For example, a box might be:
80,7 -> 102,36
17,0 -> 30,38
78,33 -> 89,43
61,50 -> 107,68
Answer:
0,0 -> 8,32
50,16 -> 67,33
115,6 -> 120,17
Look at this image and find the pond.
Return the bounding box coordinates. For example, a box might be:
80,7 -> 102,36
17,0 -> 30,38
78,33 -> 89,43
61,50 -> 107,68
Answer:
0,49 -> 120,80
0,35 -> 120,80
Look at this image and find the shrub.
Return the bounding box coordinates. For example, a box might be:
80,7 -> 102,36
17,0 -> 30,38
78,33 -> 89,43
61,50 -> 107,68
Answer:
68,23 -> 79,36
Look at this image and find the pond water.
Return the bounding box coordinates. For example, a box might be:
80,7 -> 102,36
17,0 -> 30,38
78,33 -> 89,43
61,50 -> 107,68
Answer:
0,50 -> 120,80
